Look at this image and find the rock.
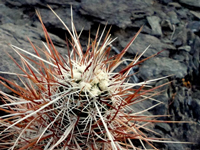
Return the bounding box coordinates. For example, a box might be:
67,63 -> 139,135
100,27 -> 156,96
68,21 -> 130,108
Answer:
155,123 -> 171,133
79,0 -> 154,28
179,0 -> 200,8
176,8 -> 190,20
172,51 -> 189,62
161,19 -> 173,31
139,57 -> 187,80
158,0 -> 172,4
164,139 -> 185,150
0,3 -> 28,25
169,87 -> 200,148
178,45 -> 191,52
190,34 -> 200,55
190,10 -> 200,19
6,0 -> 77,7
0,23 -> 65,48
5,0 -> 27,6
130,98 -> 153,116
0,25 -> 34,93
169,86 -> 199,136
189,99 -> 200,121
172,25 -> 188,47
151,94 -> 169,116
147,16 -> 162,36
154,79 -> 170,116
37,8 -> 92,32
188,33 -> 200,74
184,123 -> 200,149
187,21 -> 200,33
4,1 -> 90,32
0,23 -> 67,93
155,78 -> 170,92
1,24 -> 41,43
174,87 -> 191,115
167,11 -> 179,25
168,2 -> 182,8
119,33 -> 175,57
192,89 -> 200,100
186,30 -> 196,47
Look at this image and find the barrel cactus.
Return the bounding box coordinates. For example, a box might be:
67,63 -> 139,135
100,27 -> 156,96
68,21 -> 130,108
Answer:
0,6 -> 185,150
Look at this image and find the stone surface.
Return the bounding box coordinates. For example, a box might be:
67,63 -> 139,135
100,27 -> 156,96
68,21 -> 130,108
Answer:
147,16 -> 162,36
139,57 -> 187,80
158,0 -> 173,4
119,33 -> 175,57
0,3 -> 29,25
168,2 -> 182,8
38,8 -> 92,32
6,0 -> 77,7
169,86 -> 200,148
179,0 -> 200,8
187,21 -> 200,33
80,0 -> 154,28
178,45 -> 191,52
0,23 -> 66,93
167,11 -> 180,25
190,10 -> 200,19
155,123 -> 171,133
171,25 -> 188,47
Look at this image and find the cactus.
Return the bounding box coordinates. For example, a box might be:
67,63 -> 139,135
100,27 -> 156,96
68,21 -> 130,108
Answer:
0,6 -> 187,150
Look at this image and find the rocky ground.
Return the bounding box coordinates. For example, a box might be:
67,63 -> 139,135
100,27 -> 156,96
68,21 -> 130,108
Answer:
0,0 -> 200,149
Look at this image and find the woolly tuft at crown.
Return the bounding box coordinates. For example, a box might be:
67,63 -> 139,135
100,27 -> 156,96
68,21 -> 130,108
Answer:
0,6 -> 191,150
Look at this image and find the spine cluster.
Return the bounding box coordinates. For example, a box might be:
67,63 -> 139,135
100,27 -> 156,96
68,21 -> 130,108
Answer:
0,7 -> 174,150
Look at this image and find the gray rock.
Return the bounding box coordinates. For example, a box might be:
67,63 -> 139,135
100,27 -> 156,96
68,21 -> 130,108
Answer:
38,8 -> 92,32
190,10 -> 200,19
139,57 -> 187,80
172,25 -> 188,47
6,0 -> 77,7
172,51 -> 189,62
178,45 -> 191,52
147,16 -> 162,36
155,78 -> 170,93
120,33 -> 175,57
165,139 -> 185,150
158,0 -> 172,4
192,89 -> 200,100
155,123 -> 171,133
0,23 -> 67,93
79,0 -> 154,28
153,79 -> 170,116
189,98 -> 200,121
188,33 -> 200,74
151,94 -> 169,116
187,21 -> 200,33
161,19 -> 173,30
176,8 -> 190,20
0,25 -> 35,93
169,87 -> 200,148
4,1 -> 90,32
191,35 -> 200,55
167,11 -> 179,25
5,0 -> 28,6
130,98 -> 153,116
179,0 -> 200,8
0,3 -> 29,25
168,2 -> 182,8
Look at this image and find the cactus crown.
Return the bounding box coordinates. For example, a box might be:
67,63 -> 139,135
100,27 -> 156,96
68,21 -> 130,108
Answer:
0,6 -> 181,150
